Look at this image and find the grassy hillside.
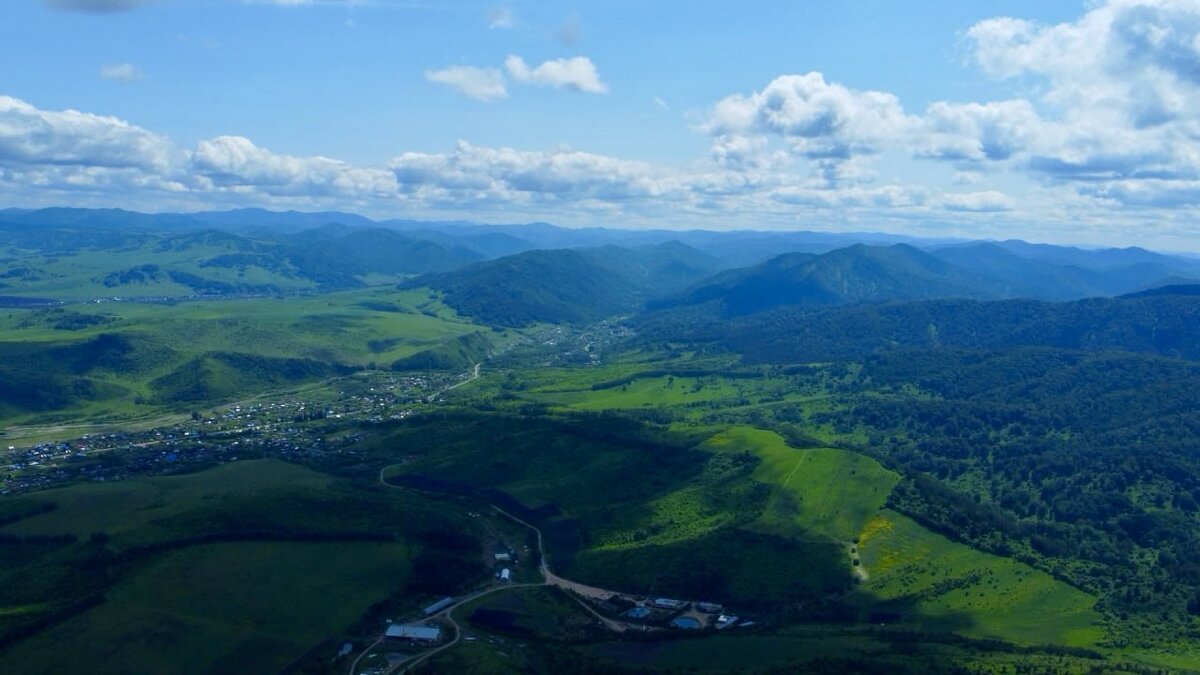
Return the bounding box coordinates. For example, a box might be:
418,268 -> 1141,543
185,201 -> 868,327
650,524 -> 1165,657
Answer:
375,413 -> 851,608
856,509 -> 1102,647
700,428 -> 898,542
0,459 -> 488,674
0,219 -> 487,300
0,287 -> 486,424
0,541 -> 413,675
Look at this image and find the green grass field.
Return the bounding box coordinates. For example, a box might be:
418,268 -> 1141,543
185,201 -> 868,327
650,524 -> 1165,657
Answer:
1,459 -> 329,542
699,427 -> 898,542
0,540 -> 412,675
856,509 -> 1104,648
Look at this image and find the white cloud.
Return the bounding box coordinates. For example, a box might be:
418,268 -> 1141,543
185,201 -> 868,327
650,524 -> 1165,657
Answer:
504,55 -> 608,94
389,140 -> 665,204
0,95 -> 174,171
961,0 -> 1200,199
653,97 -> 669,111
100,63 -> 145,82
488,7 -> 516,29
425,66 -> 508,102
703,72 -> 912,170
917,100 -> 1040,163
941,190 -> 1013,212
190,135 -> 396,197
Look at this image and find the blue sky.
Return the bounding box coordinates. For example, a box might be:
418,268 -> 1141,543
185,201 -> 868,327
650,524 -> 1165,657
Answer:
2,0 -> 1200,249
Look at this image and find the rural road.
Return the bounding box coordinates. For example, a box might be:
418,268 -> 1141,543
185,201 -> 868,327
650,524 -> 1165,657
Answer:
488,505 -> 629,633
390,581 -> 543,674
443,363 -> 481,392
356,469 -> 638,674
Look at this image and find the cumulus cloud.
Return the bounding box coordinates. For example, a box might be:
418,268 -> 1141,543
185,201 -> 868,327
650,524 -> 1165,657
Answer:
941,191 -> 1013,212
100,63 -> 145,82
917,100 -> 1040,163
190,135 -> 396,197
961,0 -> 1200,199
390,140 -> 664,204
425,66 -> 507,102
504,55 -> 608,93
42,0 -> 150,11
0,95 -> 174,171
703,72 -> 912,169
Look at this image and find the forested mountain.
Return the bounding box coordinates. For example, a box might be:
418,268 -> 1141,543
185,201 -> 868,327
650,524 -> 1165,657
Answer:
654,242 -> 1199,320
928,243 -> 1191,300
406,243 -> 722,326
639,291 -> 1200,363
655,244 -> 1002,317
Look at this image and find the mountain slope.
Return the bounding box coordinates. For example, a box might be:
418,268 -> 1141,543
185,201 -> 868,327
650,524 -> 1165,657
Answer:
406,242 -> 723,326
639,291 -> 1200,363
656,244 -> 998,317
932,242 -> 1193,299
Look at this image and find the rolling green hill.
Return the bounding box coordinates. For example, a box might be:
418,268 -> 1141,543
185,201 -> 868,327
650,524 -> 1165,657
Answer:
0,287 -> 486,423
407,242 -> 723,326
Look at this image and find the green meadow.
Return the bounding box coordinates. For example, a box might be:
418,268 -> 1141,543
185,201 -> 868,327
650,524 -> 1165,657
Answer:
856,509 -> 1104,648
1,459 -> 329,542
699,426 -> 898,542
694,427 -> 1104,651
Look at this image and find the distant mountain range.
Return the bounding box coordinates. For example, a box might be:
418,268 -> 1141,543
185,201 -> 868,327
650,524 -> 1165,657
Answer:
659,242 -> 1200,315
2,207 -> 1199,314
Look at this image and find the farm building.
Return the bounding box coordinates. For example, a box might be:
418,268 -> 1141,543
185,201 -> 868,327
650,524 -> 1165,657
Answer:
494,552 -> 511,562
386,624 -> 442,642
649,598 -> 686,610
696,602 -> 723,614
422,597 -> 454,615
499,568 -> 511,582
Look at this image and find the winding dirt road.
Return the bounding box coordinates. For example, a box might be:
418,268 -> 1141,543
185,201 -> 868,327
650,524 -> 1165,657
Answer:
351,466 -> 637,674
